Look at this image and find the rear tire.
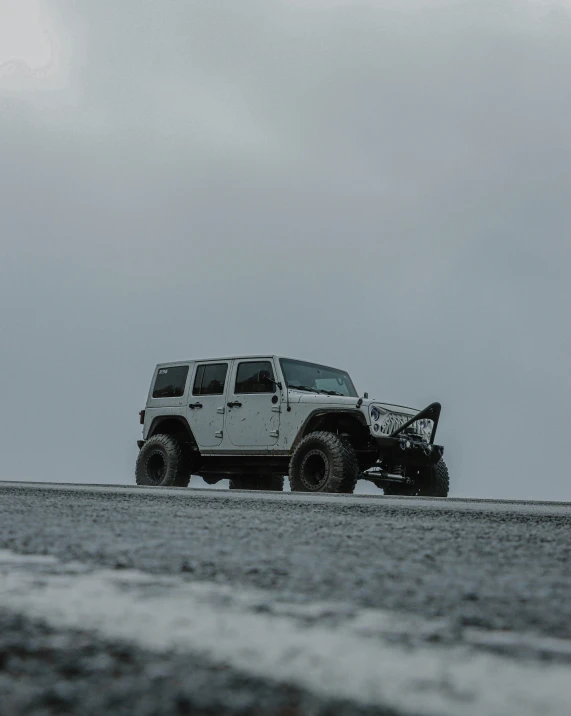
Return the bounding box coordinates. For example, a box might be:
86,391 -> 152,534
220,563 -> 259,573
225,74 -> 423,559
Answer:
135,434 -> 190,487
289,431 -> 358,494
229,475 -> 284,491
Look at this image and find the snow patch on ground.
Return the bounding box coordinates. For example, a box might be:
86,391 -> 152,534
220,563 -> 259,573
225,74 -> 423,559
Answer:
0,550 -> 570,716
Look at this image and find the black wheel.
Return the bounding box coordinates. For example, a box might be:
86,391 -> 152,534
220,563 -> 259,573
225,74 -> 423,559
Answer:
229,475 -> 284,491
289,431 -> 358,494
135,434 -> 190,487
417,458 -> 449,497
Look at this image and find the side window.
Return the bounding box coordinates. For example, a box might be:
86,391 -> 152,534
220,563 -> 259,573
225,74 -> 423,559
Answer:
193,363 -> 228,396
152,366 -> 189,399
235,361 -> 275,394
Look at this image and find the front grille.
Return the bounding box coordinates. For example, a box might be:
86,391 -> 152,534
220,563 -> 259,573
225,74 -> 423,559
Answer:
377,413 -> 429,438
377,413 -> 409,435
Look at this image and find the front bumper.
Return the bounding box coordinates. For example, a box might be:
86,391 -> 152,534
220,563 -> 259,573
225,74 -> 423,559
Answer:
373,434 -> 444,466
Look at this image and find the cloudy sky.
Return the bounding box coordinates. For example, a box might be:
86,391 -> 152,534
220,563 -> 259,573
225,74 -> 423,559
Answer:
1,0 -> 570,499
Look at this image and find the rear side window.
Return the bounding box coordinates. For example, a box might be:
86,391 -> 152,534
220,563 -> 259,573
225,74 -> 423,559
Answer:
152,366 -> 189,399
235,361 -> 276,394
193,363 -> 228,395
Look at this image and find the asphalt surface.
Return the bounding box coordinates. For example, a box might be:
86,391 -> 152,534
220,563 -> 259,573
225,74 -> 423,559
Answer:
0,482 -> 570,715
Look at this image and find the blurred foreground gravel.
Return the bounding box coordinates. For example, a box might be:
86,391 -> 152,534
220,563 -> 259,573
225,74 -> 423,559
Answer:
0,482 -> 570,715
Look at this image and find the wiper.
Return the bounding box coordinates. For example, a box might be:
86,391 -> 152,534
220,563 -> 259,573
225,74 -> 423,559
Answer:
289,385 -> 320,394
289,385 -> 344,396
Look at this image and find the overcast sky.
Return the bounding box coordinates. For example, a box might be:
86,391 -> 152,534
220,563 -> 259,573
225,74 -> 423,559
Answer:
1,0 -> 570,499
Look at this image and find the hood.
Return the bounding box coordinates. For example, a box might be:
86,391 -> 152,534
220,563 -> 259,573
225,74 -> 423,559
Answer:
288,391 -> 418,417
288,391 -> 360,407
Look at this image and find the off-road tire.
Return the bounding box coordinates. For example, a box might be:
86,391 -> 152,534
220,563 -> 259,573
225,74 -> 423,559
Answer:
135,434 -> 190,487
338,437 -> 359,493
229,475 -> 284,491
417,458 -> 449,497
289,431 -> 358,494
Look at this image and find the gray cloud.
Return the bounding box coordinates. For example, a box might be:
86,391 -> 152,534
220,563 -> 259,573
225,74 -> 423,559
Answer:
1,0 -> 570,498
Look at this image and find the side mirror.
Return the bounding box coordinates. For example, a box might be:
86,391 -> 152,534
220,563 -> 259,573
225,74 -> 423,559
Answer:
364,392 -> 369,399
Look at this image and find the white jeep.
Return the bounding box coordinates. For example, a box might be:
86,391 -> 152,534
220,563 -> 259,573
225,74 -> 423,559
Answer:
136,355 -> 449,496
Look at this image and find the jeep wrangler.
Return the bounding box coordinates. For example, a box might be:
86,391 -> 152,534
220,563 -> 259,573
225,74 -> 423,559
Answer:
136,355 -> 449,496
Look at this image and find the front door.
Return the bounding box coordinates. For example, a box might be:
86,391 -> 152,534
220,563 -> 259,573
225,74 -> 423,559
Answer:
186,362 -> 229,448
225,359 -> 280,447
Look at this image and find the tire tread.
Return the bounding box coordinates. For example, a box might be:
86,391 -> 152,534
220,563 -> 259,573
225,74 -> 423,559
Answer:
289,431 -> 358,494
135,434 -> 190,487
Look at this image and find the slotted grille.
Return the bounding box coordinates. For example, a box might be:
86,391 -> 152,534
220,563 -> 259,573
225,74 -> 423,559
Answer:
376,413 -> 431,438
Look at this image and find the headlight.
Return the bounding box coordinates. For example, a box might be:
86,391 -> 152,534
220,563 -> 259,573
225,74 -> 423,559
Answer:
413,418 -> 433,440
370,406 -> 382,422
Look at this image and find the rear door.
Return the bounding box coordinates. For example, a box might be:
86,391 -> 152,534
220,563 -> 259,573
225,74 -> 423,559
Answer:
225,358 -> 280,447
186,362 -> 229,448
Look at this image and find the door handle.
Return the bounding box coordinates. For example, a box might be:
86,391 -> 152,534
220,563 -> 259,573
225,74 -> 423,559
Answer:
188,402 -> 203,409
227,401 -> 242,408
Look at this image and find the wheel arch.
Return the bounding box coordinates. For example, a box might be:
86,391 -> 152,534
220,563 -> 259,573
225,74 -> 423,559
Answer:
291,409 -> 369,452
146,416 -> 200,456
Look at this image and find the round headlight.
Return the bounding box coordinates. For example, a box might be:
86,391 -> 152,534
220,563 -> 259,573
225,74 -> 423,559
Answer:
370,406 -> 381,422
417,419 -> 433,439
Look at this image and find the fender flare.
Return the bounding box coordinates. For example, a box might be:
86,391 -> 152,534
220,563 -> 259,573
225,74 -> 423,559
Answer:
290,408 -> 368,452
147,415 -> 199,449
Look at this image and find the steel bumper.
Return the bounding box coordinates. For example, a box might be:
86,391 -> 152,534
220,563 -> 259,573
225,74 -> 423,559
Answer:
373,434 -> 444,465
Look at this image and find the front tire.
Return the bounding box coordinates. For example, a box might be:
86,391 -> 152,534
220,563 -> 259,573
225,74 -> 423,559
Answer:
417,458 -> 449,497
384,459 -> 450,497
135,434 -> 190,487
289,431 -> 358,494
229,475 -> 284,491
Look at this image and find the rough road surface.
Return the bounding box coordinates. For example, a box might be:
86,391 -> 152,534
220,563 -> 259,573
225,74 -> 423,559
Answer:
0,482 -> 570,716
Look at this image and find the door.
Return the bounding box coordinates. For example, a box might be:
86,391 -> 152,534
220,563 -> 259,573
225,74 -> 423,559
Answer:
225,359 -> 280,447
186,362 -> 229,448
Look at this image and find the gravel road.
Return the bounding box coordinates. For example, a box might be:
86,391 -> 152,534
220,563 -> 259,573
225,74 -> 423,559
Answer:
0,482 -> 570,716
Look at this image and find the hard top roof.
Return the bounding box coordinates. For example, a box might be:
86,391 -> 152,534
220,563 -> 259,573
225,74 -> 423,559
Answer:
157,354 -> 280,367
155,355 -> 348,370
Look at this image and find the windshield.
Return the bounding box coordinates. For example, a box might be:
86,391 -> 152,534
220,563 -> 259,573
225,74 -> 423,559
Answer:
279,358 -> 358,397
